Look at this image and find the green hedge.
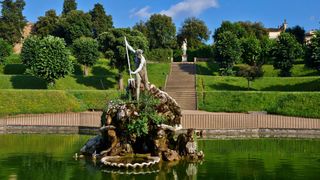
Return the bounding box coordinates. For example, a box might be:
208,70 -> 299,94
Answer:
198,91 -> 320,118
187,45 -> 214,61
145,49 -> 173,62
2,64 -> 26,74
0,90 -> 120,117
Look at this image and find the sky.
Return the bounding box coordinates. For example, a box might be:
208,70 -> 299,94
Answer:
10,0 -> 320,42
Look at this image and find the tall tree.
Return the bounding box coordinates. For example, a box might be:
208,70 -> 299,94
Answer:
177,17 -> 210,49
32,10 -> 60,37
286,25 -> 306,44
0,0 -> 27,44
133,20 -> 148,37
62,0 -> 77,15
97,28 -> 148,90
240,36 -> 262,66
90,3 -> 113,38
57,10 -> 93,44
146,14 -> 176,49
305,31 -> 320,72
260,36 -> 276,64
72,37 -> 99,76
272,33 -> 303,77
214,31 -> 242,75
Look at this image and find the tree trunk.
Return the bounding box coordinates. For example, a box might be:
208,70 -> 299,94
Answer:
118,73 -> 124,90
247,80 -> 251,90
83,65 -> 89,76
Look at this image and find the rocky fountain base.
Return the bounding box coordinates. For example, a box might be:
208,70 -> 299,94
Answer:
79,84 -> 204,169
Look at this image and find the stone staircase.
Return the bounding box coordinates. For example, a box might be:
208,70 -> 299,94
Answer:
165,62 -> 197,110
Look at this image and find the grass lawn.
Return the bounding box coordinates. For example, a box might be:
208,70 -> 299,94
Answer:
198,91 -> 320,118
196,62 -> 319,77
197,75 -> 320,91
0,90 -> 120,117
0,61 -> 170,90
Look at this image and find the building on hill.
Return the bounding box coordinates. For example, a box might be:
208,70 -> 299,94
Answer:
267,20 -> 288,39
13,22 -> 33,54
305,30 -> 317,44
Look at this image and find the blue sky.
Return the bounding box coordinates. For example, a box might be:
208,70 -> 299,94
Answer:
16,0 -> 320,41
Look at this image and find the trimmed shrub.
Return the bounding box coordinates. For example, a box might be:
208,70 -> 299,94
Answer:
145,49 -> 173,62
72,37 -> 100,76
198,91 -> 320,118
21,36 -> 74,85
173,49 -> 182,62
0,38 -> 12,64
187,45 -> 214,61
3,64 -> 26,74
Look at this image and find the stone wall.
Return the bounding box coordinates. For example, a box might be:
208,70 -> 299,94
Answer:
1,111 -> 320,138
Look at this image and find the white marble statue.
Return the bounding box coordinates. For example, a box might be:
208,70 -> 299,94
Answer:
181,38 -> 187,62
125,38 -> 149,101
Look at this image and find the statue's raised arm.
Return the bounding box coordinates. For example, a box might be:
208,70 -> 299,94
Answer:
124,38 -> 150,101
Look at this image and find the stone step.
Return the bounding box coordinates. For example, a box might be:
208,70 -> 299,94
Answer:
166,62 -> 197,110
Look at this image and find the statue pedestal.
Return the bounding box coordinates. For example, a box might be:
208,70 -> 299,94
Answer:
182,55 -> 187,62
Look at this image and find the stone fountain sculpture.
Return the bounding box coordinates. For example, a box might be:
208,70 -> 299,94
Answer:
79,37 -> 204,168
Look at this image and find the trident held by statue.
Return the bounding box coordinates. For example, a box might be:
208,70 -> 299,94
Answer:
124,37 -> 150,101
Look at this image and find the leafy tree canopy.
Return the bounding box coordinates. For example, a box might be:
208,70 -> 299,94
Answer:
0,0 -> 27,44
238,21 -> 268,40
98,28 -> 148,73
213,21 -> 246,42
32,9 -> 60,37
240,36 -> 262,66
146,14 -> 176,49
214,31 -> 242,75
57,10 -> 93,44
72,37 -> 99,75
0,38 -> 12,64
132,20 -> 148,38
90,3 -> 113,38
213,21 -> 268,42
286,25 -> 306,44
272,32 -> 303,76
177,17 -> 210,49
305,31 -> 320,72
21,36 -> 73,85
62,0 -> 77,15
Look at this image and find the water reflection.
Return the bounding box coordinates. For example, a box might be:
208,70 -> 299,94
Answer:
0,135 -> 320,180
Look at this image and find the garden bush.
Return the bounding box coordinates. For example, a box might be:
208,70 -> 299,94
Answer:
0,38 -> 12,64
72,37 -> 100,76
187,45 -> 214,61
21,36 -> 73,85
145,48 -> 173,62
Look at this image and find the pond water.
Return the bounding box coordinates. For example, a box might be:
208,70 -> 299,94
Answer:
0,135 -> 319,180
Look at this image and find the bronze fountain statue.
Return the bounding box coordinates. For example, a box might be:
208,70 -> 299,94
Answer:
79,37 -> 204,168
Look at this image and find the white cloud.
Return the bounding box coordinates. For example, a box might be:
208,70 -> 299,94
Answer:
130,6 -> 152,18
160,0 -> 219,17
131,0 -> 219,19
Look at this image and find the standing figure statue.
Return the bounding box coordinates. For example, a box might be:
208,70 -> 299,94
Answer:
125,38 -> 150,101
181,38 -> 187,62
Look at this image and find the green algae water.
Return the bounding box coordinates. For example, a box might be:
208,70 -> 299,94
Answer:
0,135 -> 319,180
